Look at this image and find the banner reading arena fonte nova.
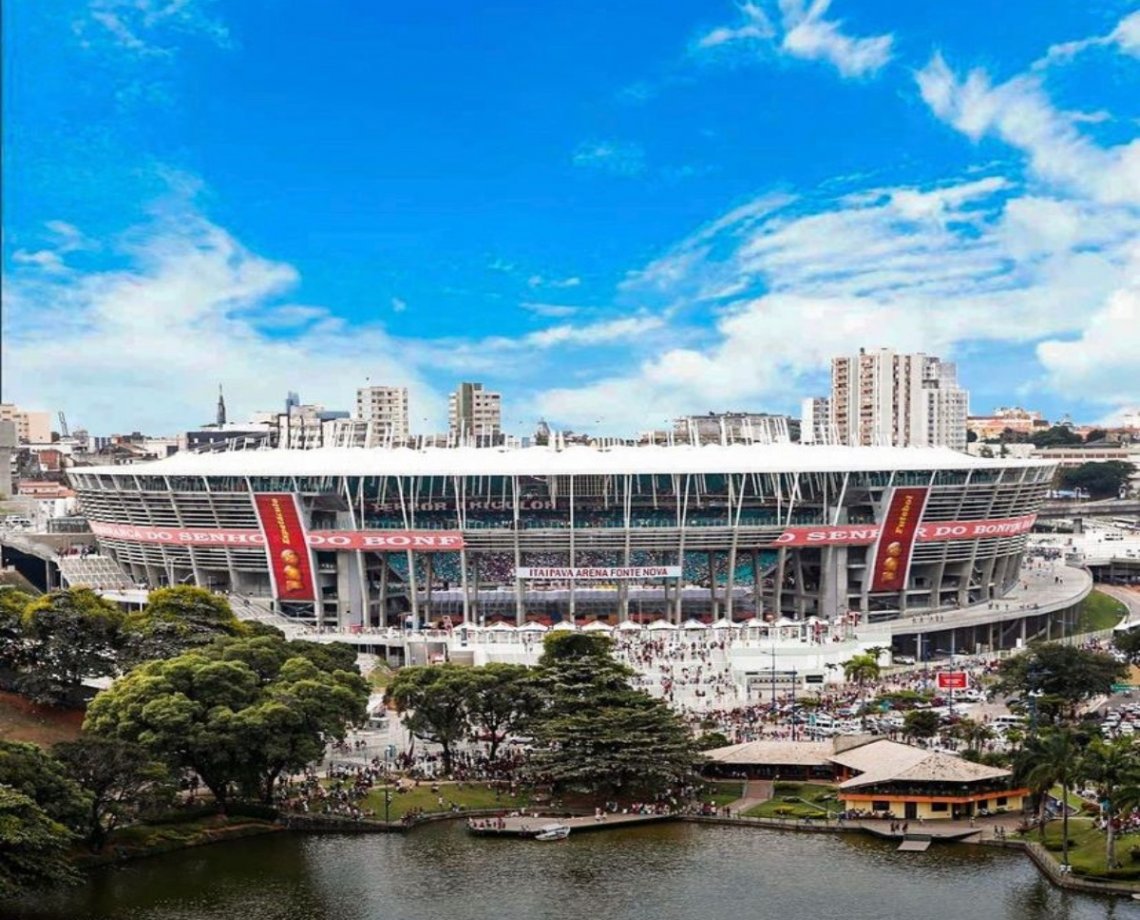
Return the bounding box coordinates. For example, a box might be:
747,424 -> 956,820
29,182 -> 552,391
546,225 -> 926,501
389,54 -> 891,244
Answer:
252,493 -> 318,602
870,487 -> 929,593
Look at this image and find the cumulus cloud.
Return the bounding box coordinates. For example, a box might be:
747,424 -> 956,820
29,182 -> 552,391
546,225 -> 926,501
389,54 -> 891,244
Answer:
916,53 -> 1140,206
1,204 -> 442,433
78,0 -> 230,55
695,0 -> 893,78
1034,10 -> 1140,69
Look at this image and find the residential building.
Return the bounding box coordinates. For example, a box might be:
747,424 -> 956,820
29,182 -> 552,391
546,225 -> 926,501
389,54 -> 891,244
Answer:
448,382 -> 502,442
966,406 -> 1048,442
828,348 -> 968,451
355,385 -> 410,443
0,404 -> 52,445
800,398 -> 831,445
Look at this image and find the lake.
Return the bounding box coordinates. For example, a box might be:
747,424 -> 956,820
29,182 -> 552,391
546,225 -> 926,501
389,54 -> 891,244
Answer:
8,821 -> 1127,920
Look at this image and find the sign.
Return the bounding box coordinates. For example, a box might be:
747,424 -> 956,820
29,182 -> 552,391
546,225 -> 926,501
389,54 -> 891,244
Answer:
515,566 -> 682,580
870,487 -> 929,593
88,522 -> 465,552
253,493 -> 318,602
937,671 -> 969,691
772,513 -> 1036,547
307,531 -> 464,551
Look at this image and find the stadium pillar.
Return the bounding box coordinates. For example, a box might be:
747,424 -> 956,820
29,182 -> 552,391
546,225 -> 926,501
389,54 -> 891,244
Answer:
460,547 -> 471,625
379,557 -> 389,627
406,548 -> 419,629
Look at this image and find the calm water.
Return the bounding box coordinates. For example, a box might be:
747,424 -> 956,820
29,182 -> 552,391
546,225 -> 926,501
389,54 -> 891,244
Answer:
8,822 -> 1130,920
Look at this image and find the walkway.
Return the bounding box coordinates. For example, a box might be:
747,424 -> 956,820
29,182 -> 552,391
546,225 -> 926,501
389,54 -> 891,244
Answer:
725,779 -> 772,815
468,812 -> 674,837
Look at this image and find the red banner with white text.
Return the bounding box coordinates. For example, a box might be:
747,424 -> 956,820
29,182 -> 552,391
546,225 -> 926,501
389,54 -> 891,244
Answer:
870,487 -> 929,593
253,493 -> 318,602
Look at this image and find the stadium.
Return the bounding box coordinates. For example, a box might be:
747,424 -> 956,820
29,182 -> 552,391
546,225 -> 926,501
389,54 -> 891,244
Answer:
69,443 -> 1061,649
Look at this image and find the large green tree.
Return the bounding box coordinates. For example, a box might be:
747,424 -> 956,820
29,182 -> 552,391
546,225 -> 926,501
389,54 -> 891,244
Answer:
1016,727 -> 1083,866
902,709 -> 940,741
468,663 -> 541,760
1059,461 -> 1135,500
18,588 -> 125,705
53,736 -> 169,851
1113,627 -> 1140,664
996,644 -> 1127,721
0,740 -> 91,834
1031,425 -> 1083,448
0,784 -> 78,900
526,632 -> 699,800
0,589 -> 32,673
386,665 -> 477,775
121,586 -> 248,667
843,652 -> 881,730
85,636 -> 368,806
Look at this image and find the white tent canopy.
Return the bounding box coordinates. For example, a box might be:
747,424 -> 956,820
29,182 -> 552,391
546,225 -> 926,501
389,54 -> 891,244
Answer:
647,619 -> 678,631
616,620 -> 643,632
710,618 -> 737,630
550,621 -> 578,631
681,618 -> 708,630
582,620 -> 614,632
487,621 -> 517,631
518,621 -> 548,632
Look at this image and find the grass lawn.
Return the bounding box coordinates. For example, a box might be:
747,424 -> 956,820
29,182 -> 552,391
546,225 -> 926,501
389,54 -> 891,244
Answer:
1038,817 -> 1140,880
1076,590 -> 1127,633
698,780 -> 744,807
358,782 -> 532,821
0,690 -> 84,747
367,663 -> 395,691
743,782 -> 838,819
1049,784 -> 1089,812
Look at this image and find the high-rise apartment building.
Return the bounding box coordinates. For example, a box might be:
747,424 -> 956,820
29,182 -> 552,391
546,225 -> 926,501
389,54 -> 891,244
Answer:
448,382 -> 502,441
827,348 -> 968,451
0,404 -> 52,444
799,398 -> 831,445
355,385 -> 410,442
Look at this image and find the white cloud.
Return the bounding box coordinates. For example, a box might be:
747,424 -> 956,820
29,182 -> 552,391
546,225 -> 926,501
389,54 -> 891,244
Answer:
916,53 -> 1140,206
12,250 -> 67,273
78,0 -> 230,55
520,302 -> 581,318
391,297 -> 408,313
694,0 -> 893,78
572,141 -> 646,177
2,204 -> 442,433
696,2 -> 774,49
1034,10 -> 1140,69
527,274 -> 581,289
523,316 -> 664,349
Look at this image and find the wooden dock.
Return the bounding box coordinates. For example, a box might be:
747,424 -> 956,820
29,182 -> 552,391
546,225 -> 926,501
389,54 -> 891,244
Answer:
466,812 -> 676,838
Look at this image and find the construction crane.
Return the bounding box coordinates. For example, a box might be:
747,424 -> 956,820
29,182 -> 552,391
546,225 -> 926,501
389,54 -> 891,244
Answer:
58,411 -> 69,439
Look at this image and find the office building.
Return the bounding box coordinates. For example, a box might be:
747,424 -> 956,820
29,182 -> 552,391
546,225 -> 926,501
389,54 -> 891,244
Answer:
448,382 -> 502,442
355,386 -> 410,443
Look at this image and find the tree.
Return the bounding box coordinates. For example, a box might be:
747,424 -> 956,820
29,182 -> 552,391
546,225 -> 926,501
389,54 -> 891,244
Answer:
902,709 -> 940,741
0,740 -> 91,834
53,737 -> 169,851
386,665 -> 476,776
467,663 -> 541,760
1084,429 -> 1108,444
1081,737 -> 1140,870
951,717 -> 994,756
1113,627 -> 1140,664
121,586 -> 248,667
1059,461 -> 1136,499
0,785 -> 78,899
843,652 -> 881,729
85,636 -> 368,807
995,644 -> 1127,721
1016,727 -> 1083,865
526,632 -> 699,800
1031,425 -> 1083,448
0,589 -> 32,673
18,588 -> 125,705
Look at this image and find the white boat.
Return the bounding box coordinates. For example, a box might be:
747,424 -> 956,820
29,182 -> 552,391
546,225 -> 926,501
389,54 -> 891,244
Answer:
534,823 -> 571,841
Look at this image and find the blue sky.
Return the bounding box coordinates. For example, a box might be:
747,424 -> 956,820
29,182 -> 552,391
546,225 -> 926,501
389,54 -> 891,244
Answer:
3,0 -> 1138,435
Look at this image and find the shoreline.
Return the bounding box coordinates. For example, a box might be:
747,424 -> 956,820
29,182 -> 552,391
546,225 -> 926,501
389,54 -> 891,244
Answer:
72,806 -> 1140,899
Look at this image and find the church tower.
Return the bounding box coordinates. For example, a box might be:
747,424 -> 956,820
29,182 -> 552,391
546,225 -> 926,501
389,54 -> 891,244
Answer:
216,384 -> 227,426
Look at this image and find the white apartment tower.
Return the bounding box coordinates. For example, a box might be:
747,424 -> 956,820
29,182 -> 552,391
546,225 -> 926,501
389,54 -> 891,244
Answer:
828,348 -> 968,451
448,382 -> 502,441
355,385 -> 410,443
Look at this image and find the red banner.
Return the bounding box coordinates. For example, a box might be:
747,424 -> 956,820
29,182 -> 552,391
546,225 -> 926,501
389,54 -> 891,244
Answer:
937,671 -> 969,691
870,487 -> 928,593
772,513 -> 1036,546
253,493 -> 317,602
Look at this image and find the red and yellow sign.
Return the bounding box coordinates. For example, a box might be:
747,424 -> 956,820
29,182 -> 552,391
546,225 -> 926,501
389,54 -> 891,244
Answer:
870,487 -> 929,593
936,671 -> 969,691
253,493 -> 318,602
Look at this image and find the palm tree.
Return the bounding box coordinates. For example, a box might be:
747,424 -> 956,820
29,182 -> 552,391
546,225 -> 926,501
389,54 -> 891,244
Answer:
951,717 -> 994,757
1082,737 -> 1140,870
843,652 -> 881,730
1017,728 -> 1082,868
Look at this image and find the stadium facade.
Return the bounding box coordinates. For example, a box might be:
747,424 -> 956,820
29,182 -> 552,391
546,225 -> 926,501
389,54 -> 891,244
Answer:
68,444 -> 1057,634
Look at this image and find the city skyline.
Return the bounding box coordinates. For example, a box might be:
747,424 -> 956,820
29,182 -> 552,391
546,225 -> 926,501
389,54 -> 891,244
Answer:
3,2 -> 1138,435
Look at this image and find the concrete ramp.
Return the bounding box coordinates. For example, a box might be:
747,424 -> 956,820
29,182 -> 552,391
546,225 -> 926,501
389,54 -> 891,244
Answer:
898,835 -> 932,852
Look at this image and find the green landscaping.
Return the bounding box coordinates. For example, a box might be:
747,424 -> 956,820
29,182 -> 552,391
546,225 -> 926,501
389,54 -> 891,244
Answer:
743,782 -> 837,819
698,780 -> 743,807
75,815 -> 278,865
1037,817 -> 1140,881
1076,591 -> 1127,634
358,782 -> 532,821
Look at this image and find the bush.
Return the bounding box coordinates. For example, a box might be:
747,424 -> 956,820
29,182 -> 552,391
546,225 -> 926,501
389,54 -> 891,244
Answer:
141,805 -> 218,826
227,803 -> 279,821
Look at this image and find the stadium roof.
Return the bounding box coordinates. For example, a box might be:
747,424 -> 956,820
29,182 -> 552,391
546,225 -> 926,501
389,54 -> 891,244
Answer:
77,443 -> 1053,479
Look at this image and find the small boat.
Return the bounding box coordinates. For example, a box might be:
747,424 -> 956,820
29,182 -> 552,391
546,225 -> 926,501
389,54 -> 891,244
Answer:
534,823 -> 571,841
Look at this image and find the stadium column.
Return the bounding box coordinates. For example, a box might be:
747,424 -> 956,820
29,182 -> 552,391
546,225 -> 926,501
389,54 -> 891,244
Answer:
513,476 -> 524,625
568,474 -> 576,623
406,548 -> 419,629
460,546 -> 471,625
379,556 -> 389,626
620,473 -> 632,623
675,475 -> 691,624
